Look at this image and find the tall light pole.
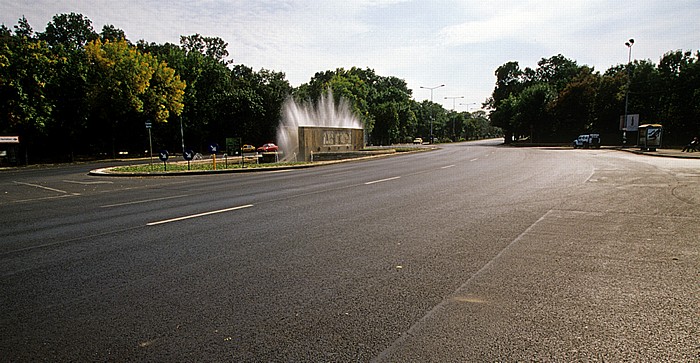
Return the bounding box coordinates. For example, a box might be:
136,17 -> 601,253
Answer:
623,38 -> 634,145
444,96 -> 464,110
420,84 -> 444,143
460,102 -> 477,111
445,96 -> 464,140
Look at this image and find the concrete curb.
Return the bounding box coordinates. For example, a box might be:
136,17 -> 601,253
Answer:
88,148 -> 437,177
616,148 -> 700,159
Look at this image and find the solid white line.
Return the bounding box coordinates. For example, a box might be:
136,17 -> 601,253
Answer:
101,194 -> 190,208
371,209 -> 554,363
63,180 -> 114,185
364,176 -> 401,185
441,165 -> 456,169
13,181 -> 73,194
146,204 -> 254,226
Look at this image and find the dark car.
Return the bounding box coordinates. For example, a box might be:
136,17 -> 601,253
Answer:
257,143 -> 278,152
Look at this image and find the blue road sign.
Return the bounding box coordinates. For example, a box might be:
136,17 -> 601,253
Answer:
183,149 -> 194,161
209,143 -> 219,153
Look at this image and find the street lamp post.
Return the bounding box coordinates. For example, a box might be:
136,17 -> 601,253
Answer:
459,102 -> 477,111
445,96 -> 464,140
420,84 -> 445,143
623,38 -> 634,145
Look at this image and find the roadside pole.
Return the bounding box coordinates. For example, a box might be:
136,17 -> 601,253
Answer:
146,122 -> 153,168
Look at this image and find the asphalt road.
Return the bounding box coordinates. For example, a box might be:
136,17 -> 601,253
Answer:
1,140 -> 698,361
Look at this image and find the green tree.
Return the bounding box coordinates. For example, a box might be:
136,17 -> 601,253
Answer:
38,13 -> 97,50
657,50 -> 700,143
535,54 -> 580,91
513,83 -> 555,141
180,34 -> 230,63
0,21 -> 56,161
372,102 -> 400,145
84,39 -> 185,155
487,61 -> 524,142
100,24 -> 127,42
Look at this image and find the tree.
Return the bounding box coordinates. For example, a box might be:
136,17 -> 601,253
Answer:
535,54 -> 580,91
84,39 -> 185,155
100,24 -> 127,42
39,13 -> 97,50
488,61 -> 524,142
549,67 -> 598,139
657,50 -> 700,143
0,20 -> 56,161
372,102 -> 400,145
13,16 -> 34,39
180,34 -> 230,63
514,83 -> 555,141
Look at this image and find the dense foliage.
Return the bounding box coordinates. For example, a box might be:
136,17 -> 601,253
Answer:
487,53 -> 700,145
1,13 -> 486,163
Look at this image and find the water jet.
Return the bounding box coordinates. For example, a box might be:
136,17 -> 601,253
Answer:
277,91 -> 364,162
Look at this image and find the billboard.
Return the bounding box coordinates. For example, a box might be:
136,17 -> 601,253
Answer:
619,114 -> 640,131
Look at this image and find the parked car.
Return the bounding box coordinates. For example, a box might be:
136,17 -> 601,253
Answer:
241,144 -> 255,152
257,143 -> 279,152
413,137 -> 423,144
572,134 -> 601,148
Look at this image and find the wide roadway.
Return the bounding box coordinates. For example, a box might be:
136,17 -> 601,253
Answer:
1,140 -> 697,361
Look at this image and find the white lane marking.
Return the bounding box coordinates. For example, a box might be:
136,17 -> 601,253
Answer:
63,180 -> 114,185
584,168 -> 597,183
13,181 -> 79,195
441,165 -> 456,169
372,209 -> 554,362
146,204 -> 254,226
364,176 -> 401,185
101,194 -> 190,208
470,158 -> 479,162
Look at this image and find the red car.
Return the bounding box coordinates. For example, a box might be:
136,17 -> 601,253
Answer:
257,143 -> 278,152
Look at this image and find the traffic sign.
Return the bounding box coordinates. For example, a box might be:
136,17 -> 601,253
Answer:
208,143 -> 219,153
145,122 -> 152,129
0,136 -> 19,143
158,150 -> 169,161
183,149 -> 194,161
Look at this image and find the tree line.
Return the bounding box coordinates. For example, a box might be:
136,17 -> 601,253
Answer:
1,13 -> 495,164
487,52 -> 700,145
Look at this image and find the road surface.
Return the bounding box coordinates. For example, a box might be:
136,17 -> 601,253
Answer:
1,140 -> 697,361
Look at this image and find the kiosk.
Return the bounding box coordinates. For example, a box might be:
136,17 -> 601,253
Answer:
638,124 -> 662,151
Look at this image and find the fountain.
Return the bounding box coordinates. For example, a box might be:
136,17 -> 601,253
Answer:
277,90 -> 364,161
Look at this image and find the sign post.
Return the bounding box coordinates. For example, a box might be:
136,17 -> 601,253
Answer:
183,149 -> 194,170
158,150 -> 169,171
145,122 -> 153,168
209,143 -> 219,170
619,114 -> 639,145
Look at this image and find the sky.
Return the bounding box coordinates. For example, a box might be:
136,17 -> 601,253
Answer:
2,0 -> 699,110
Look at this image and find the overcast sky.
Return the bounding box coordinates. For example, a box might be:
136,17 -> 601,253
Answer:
2,0 -> 699,109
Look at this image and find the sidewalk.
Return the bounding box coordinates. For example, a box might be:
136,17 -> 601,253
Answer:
618,147 -> 700,159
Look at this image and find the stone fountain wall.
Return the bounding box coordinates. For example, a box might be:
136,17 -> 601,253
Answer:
298,127 -> 364,161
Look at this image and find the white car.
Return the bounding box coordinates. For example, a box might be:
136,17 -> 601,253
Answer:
573,134 -> 601,149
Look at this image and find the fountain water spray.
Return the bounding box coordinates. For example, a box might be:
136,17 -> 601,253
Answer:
276,90 -> 363,161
